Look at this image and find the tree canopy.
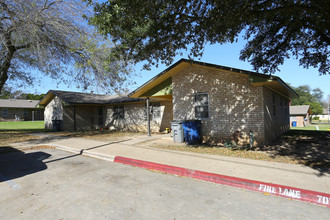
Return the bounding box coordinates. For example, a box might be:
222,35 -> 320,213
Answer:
89,0 -> 329,74
291,85 -> 324,115
0,0 -> 133,94
0,85 -> 45,100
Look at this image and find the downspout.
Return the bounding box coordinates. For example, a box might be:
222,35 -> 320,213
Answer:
147,98 -> 151,136
73,105 -> 76,131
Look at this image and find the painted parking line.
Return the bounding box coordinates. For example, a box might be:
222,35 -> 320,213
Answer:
0,173 -> 21,190
114,156 -> 330,208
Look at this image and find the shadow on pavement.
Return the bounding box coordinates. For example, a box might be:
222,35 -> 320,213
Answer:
0,147 -> 51,182
263,130 -> 330,176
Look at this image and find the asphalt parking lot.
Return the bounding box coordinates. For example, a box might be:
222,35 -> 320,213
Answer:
0,148 -> 329,219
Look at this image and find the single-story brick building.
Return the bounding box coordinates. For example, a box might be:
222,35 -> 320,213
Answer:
289,105 -> 312,127
128,59 -> 298,145
37,90 -> 172,132
39,59 -> 297,145
0,99 -> 44,121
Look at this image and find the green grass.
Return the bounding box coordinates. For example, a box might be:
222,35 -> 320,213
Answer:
0,121 -> 45,130
291,124 -> 330,131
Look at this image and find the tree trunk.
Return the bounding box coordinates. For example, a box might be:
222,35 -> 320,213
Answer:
0,48 -> 15,92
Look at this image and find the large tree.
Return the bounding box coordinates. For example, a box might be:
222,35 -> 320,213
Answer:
0,0 -> 133,93
89,0 -> 329,73
291,85 -> 324,115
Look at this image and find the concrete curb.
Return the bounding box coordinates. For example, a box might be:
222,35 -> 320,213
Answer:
114,156 -> 330,208
37,144 -> 330,208
82,151 -> 115,162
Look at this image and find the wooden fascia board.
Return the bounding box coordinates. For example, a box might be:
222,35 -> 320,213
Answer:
38,92 -> 56,106
195,63 -> 249,78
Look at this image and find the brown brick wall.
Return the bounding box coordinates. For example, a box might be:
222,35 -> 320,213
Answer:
262,87 -> 290,143
45,99 -> 173,132
44,97 -> 63,129
171,64 -> 290,145
62,105 -> 103,131
0,108 -> 44,122
105,100 -> 173,132
172,64 -> 265,145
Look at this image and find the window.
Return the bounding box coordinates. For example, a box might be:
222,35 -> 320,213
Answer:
24,109 -> 29,117
113,105 -> 124,119
151,102 -> 161,118
2,109 -> 8,117
36,110 -> 41,119
272,93 -> 276,117
144,102 -> 161,120
98,107 -> 104,125
194,93 -> 209,118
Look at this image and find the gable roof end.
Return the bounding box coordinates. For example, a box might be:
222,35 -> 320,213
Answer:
129,58 -> 298,99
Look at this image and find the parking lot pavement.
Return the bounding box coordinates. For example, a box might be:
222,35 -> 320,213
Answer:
0,148 -> 329,219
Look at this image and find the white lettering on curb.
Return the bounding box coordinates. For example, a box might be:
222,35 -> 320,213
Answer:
258,184 -> 301,198
317,195 -> 330,205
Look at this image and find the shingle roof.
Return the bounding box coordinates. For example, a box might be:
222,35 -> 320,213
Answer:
38,90 -> 145,106
0,99 -> 40,108
290,105 -> 311,115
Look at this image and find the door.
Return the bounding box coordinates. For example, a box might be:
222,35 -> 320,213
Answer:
98,107 -> 104,126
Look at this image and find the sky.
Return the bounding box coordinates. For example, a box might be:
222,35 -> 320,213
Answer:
17,39 -> 330,101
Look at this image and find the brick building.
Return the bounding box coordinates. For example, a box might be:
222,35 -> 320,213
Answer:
289,105 -> 311,127
37,90 -> 172,132
39,59 -> 297,145
129,59 -> 298,145
0,99 -> 44,121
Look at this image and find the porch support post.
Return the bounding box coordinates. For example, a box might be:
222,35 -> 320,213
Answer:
146,98 -> 151,136
73,105 -> 77,131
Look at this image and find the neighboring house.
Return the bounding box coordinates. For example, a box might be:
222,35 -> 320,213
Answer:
0,99 -> 44,121
39,59 -> 297,145
314,108 -> 330,121
289,105 -> 312,127
37,90 -> 172,132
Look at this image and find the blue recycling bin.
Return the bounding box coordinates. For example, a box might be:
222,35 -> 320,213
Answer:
183,120 -> 202,145
292,121 -> 297,127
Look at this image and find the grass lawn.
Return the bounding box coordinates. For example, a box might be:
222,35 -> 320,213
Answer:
0,121 -> 47,148
0,121 -> 45,130
291,124 -> 330,131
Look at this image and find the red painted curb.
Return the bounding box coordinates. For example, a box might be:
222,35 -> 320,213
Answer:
114,156 -> 330,208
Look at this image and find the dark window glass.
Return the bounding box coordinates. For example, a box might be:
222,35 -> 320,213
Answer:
98,107 -> 104,125
151,102 -> 161,118
113,105 -> 124,119
195,93 -> 209,118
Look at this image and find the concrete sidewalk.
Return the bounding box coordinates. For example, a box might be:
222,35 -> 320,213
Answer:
9,133 -> 330,206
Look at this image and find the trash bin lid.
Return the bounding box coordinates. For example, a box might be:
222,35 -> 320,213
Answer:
171,120 -> 183,124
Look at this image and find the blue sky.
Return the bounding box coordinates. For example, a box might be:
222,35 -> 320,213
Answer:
21,39 -> 330,101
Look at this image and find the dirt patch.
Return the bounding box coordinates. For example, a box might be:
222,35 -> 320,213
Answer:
143,139 -> 297,164
144,130 -> 330,173
261,130 -> 330,174
54,130 -> 147,142
0,131 -> 41,147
